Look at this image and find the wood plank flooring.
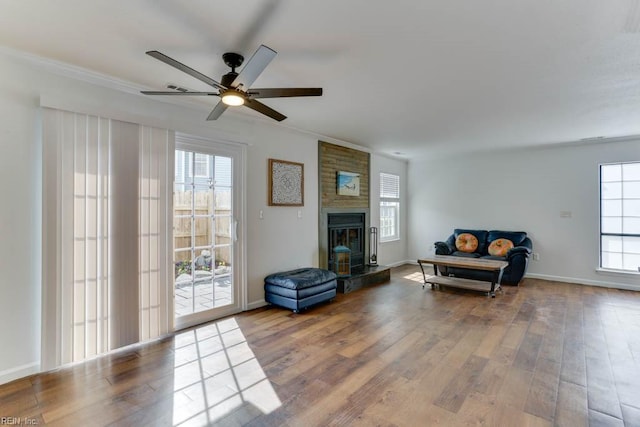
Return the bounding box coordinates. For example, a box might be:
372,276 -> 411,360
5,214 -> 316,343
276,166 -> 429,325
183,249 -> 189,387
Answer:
2,264 -> 640,426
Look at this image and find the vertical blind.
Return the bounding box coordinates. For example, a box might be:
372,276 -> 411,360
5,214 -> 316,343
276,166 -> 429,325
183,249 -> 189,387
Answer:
42,108 -> 174,369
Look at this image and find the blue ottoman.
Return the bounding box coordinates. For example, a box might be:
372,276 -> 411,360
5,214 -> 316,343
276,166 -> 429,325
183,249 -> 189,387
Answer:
264,268 -> 337,313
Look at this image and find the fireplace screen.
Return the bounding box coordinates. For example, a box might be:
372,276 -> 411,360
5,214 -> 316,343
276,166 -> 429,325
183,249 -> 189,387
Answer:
328,212 -> 365,274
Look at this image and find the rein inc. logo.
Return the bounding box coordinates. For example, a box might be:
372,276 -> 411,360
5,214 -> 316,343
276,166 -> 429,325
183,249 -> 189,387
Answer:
1,417 -> 39,425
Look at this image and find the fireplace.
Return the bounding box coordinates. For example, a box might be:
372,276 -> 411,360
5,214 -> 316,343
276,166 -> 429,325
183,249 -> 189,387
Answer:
324,211 -> 367,275
317,142 -> 389,293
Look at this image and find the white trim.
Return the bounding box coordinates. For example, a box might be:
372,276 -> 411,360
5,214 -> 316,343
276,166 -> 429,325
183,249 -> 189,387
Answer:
385,259 -> 412,268
526,273 -> 640,291
175,307 -> 243,331
0,362 -> 40,386
598,161 -> 640,271
173,134 -> 248,329
596,267 -> 640,276
380,238 -> 401,244
247,299 -> 269,310
379,172 -> 401,243
379,200 -> 400,242
1,47 -> 378,158
0,46 -> 144,96
176,133 -> 248,149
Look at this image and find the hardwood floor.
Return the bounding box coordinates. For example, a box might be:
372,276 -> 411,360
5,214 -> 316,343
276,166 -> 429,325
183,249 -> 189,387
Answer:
2,264 -> 640,426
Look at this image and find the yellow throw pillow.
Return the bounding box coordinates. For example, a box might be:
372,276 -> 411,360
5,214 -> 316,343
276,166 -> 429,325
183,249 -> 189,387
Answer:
488,238 -> 514,257
455,233 -> 479,253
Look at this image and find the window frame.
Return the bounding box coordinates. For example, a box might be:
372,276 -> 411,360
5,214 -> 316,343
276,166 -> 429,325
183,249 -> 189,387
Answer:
379,172 -> 400,243
599,161 -> 640,272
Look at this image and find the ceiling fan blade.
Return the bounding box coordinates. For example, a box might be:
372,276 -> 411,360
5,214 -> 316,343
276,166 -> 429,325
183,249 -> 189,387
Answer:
235,0 -> 282,54
230,45 -> 277,90
146,50 -> 226,90
244,99 -> 286,121
206,101 -> 228,121
247,88 -> 323,99
141,91 -> 219,96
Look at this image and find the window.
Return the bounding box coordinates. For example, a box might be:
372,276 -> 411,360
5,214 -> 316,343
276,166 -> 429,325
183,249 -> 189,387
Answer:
380,172 -> 400,242
194,152 -> 210,177
600,162 -> 640,271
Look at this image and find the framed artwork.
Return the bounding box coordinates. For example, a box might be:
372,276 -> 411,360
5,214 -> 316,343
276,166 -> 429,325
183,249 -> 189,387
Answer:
337,171 -> 360,196
268,158 -> 304,206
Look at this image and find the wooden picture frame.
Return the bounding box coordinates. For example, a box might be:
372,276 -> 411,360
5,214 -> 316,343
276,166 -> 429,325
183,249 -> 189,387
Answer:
268,158 -> 304,206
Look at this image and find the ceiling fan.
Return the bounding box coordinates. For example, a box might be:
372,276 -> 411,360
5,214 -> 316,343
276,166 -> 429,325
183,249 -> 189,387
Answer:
141,45 -> 322,122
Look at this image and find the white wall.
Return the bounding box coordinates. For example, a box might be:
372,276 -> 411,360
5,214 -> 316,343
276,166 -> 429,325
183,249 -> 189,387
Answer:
408,139 -> 640,290
0,51 -> 43,384
245,125 -> 319,306
0,50 -> 325,383
370,154 -> 409,266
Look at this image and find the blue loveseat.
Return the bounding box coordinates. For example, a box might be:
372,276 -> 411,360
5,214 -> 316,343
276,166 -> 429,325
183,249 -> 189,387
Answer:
434,229 -> 532,286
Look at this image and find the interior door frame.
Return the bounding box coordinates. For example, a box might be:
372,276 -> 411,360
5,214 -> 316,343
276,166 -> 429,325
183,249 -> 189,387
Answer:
174,133 -> 247,330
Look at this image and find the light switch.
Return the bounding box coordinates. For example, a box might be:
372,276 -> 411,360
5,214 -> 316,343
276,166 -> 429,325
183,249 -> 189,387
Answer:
259,210 -> 264,220
297,210 -> 302,219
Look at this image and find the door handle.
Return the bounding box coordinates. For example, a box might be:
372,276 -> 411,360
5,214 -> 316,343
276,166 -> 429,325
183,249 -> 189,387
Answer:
233,218 -> 238,242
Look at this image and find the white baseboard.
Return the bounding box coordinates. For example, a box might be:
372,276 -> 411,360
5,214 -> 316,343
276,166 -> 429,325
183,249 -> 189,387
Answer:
247,299 -> 268,310
0,362 -> 40,386
384,259 -> 415,268
525,273 -> 640,291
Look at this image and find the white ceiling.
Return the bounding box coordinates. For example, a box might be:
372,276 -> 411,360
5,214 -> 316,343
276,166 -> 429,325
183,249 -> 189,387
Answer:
2,0 -> 640,157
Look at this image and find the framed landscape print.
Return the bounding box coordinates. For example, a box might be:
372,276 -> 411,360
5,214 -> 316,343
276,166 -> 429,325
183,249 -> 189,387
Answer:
337,171 -> 360,196
268,159 -> 304,206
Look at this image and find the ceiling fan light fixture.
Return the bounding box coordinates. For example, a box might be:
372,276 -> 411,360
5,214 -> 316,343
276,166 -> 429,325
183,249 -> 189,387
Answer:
221,90 -> 245,106
144,45 -> 322,121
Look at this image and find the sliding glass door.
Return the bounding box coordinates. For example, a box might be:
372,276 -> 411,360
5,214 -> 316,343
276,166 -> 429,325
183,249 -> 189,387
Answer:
174,136 -> 245,329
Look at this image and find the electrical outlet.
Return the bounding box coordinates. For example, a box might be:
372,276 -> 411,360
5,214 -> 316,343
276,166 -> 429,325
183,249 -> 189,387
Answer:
533,253 -> 540,261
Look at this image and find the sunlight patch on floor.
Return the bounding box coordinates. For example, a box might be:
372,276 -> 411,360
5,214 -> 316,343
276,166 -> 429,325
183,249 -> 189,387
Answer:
171,317 -> 281,425
403,271 -> 425,283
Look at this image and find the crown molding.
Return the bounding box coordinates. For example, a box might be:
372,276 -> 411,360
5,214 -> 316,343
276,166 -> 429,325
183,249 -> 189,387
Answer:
0,45 -> 213,113
0,46 -> 382,156
0,45 -> 141,94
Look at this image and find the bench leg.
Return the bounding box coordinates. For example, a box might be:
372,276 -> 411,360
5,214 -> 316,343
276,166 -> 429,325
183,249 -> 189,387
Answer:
490,268 -> 505,298
418,260 -> 437,290
418,260 -> 428,289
